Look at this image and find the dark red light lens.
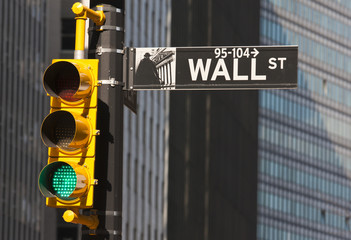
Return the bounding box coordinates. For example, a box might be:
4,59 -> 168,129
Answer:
55,72 -> 80,101
43,61 -> 81,102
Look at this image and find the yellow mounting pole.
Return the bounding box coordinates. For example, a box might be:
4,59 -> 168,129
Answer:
71,2 -> 106,59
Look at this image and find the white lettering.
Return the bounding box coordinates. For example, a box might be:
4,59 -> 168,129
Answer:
269,57 -> 287,70
211,59 -> 231,81
251,58 -> 266,80
233,59 -> 249,81
188,59 -> 212,81
268,57 -> 277,69
278,57 -> 287,69
189,57 -> 271,82
243,48 -> 250,58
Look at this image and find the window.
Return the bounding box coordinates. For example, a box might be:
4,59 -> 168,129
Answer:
61,18 -> 75,50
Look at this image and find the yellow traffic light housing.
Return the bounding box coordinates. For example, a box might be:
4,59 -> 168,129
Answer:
38,159 -> 95,208
41,109 -> 97,157
39,59 -> 99,209
42,59 -> 98,158
43,59 -> 98,107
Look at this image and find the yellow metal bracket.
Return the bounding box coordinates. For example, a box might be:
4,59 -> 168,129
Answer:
72,2 -> 105,25
63,208 -> 99,231
71,2 -> 106,59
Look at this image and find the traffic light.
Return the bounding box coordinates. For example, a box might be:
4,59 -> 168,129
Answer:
37,2 -> 106,231
38,59 -> 99,209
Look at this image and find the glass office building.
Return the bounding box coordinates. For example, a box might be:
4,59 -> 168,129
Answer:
258,0 -> 351,239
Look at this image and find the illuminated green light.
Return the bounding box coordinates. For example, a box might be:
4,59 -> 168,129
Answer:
51,165 -> 77,199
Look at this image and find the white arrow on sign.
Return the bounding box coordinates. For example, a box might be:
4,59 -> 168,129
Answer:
251,48 -> 259,58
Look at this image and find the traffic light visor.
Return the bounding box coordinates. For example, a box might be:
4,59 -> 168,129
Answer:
43,61 -> 93,102
39,162 -> 78,201
39,161 -> 90,201
41,110 -> 91,151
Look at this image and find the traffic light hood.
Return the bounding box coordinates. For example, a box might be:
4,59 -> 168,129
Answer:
43,61 -> 93,103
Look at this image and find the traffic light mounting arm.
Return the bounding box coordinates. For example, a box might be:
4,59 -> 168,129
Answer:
71,2 -> 106,59
63,209 -> 99,230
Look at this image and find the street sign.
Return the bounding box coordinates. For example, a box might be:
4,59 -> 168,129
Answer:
125,46 -> 298,90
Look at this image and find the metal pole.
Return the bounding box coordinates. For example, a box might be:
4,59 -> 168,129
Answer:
83,0 -> 124,239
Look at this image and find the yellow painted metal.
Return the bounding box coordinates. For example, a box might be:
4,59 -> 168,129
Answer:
63,209 -> 99,230
39,161 -> 90,200
72,2 -> 105,26
39,1 -> 104,215
75,18 -> 86,51
71,2 -> 87,18
44,158 -> 96,208
41,59 -> 99,158
46,109 -> 97,158
41,110 -> 92,151
39,58 -> 98,209
44,59 -> 99,108
71,2 -> 105,52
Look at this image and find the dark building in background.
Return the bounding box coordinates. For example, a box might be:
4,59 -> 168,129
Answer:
171,1 -> 351,240
169,0 -> 260,239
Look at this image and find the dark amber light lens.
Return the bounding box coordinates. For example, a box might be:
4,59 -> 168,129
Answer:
41,111 -> 76,149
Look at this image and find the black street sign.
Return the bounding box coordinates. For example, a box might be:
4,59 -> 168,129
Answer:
125,46 -> 298,90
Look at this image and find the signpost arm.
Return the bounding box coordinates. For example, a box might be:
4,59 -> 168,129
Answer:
84,0 -> 124,239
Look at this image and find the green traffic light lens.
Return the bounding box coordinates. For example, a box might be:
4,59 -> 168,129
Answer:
51,164 -> 77,200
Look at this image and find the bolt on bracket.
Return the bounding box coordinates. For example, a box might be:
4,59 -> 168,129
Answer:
98,77 -> 124,87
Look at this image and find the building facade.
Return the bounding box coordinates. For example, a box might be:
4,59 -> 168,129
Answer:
169,0 -> 260,239
170,1 -> 351,239
0,0 -> 54,239
258,0 -> 351,239
123,1 -> 171,240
